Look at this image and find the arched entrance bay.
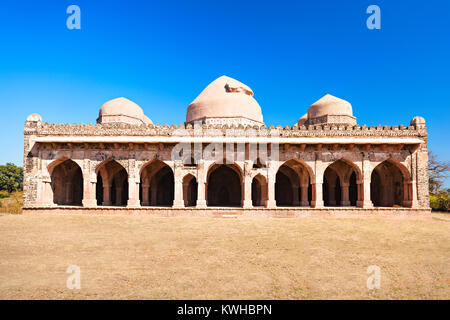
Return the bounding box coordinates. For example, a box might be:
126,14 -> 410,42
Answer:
323,159 -> 360,207
183,174 -> 198,207
140,159 -> 174,207
96,159 -> 128,206
207,163 -> 242,207
275,159 -> 312,207
252,174 -> 267,207
371,159 -> 412,207
49,159 -> 83,206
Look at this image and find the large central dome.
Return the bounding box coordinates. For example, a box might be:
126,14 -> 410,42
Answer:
186,76 -> 264,126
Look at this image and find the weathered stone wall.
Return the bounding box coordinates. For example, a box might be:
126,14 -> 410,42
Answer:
23,117 -> 430,213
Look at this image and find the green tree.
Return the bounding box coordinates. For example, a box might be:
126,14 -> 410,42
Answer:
0,163 -> 23,193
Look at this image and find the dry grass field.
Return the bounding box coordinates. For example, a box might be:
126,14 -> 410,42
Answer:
0,213 -> 449,300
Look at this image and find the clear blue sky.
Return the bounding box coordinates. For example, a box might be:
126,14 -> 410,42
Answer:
0,0 -> 449,181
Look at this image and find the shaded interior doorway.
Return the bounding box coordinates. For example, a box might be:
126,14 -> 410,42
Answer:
96,159 -> 128,206
183,174 -> 198,207
323,167 -> 341,206
140,159 -> 174,207
275,170 -> 293,206
323,159 -> 359,207
275,160 -> 312,206
349,172 -> 357,206
207,164 -> 242,207
371,160 -> 409,207
252,174 -> 268,207
50,159 -> 83,206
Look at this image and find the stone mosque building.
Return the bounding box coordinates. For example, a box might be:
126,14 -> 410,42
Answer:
23,76 -> 430,216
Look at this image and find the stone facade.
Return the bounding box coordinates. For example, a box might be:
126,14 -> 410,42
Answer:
22,76 -> 431,216
23,116 -> 431,216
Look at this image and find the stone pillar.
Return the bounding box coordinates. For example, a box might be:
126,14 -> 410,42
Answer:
196,180 -> 207,208
403,181 -> 413,208
415,144 -> 430,209
312,182 -> 324,208
102,183 -> 111,206
409,151 -> 419,208
356,181 -> 364,208
141,184 -> 150,206
359,153 -> 373,208
172,161 -> 184,208
196,160 -> 207,208
311,153 -> 324,208
82,174 -> 97,207
266,173 -> 277,208
173,176 -> 184,208
410,180 -> 418,208
127,177 -> 140,207
300,184 -> 309,206
39,178 -> 54,206
243,176 -> 253,208
341,183 -> 350,206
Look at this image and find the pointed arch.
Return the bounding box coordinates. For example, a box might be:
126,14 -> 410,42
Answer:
323,158 -> 361,206
139,158 -> 169,177
252,174 -> 268,207
96,158 -> 128,206
275,159 -> 313,206
323,166 -> 340,206
206,161 -> 243,207
48,158 -> 83,206
140,159 -> 174,206
371,159 -> 412,207
47,157 -> 82,176
183,173 -> 198,207
206,160 -> 244,182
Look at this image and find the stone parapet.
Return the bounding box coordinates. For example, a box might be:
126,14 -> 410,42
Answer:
25,121 -> 427,139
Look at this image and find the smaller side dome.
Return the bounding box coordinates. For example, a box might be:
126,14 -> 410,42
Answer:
305,94 -> 356,125
26,113 -> 42,123
410,116 -> 426,126
308,94 -> 353,118
97,97 -> 152,125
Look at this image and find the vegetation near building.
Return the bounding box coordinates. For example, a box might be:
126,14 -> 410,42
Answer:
0,163 -> 23,214
0,163 -> 23,193
428,152 -> 450,211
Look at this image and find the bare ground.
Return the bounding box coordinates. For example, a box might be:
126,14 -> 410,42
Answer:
0,213 -> 448,299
